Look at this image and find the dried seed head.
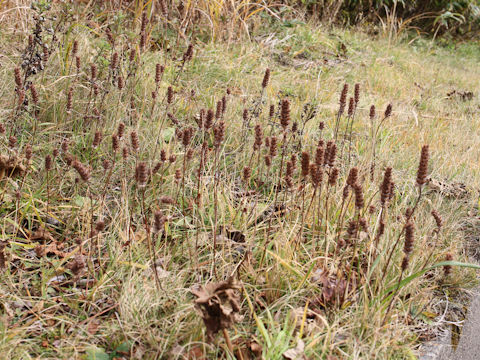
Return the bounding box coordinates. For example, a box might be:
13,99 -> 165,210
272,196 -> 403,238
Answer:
353,183 -> 364,209
122,146 -> 129,160
183,44 -> 194,62
342,185 -> 350,199
359,217 -> 368,231
169,154 -> 176,163
416,145 -> 429,187
159,0 -> 168,16
93,83 -> 99,97
348,97 -> 354,116
140,33 -> 146,49
130,131 -> 139,152
105,28 -> 114,44
346,220 -> 358,242
269,104 -> 275,118
264,155 -> 271,167
431,209 -> 443,229
327,141 -> 337,167
369,105 -> 375,120
25,144 -> 33,161
182,127 -> 194,147
14,67 -> 22,87
346,167 -> 359,187
354,83 -> 360,106
175,168 -> 182,183
216,100 -> 222,119
404,222 -> 415,256
213,122 -> 225,147
129,49 -> 136,62
152,162 -> 162,175
221,96 -> 227,115
45,155 -> 52,171
290,154 -> 297,171
141,12 -> 147,32
112,134 -> 119,152
102,159 -> 111,170
153,210 -> 165,233
136,162 -> 148,187
167,86 -> 173,104
117,76 -> 124,90
155,64 -> 164,83
301,152 -> 310,178
0,122 -> 5,134
64,154 -> 74,166
72,40 -> 78,56
311,164 -> 323,187
90,63 -> 97,80
243,166 -> 252,182
92,131 -> 102,148
253,124 -> 263,151
66,87 -> 73,113
401,256 -> 410,271
339,83 -> 348,116
17,89 -> 25,106
262,68 -> 270,88
111,52 -> 119,70
72,160 -> 90,182
242,109 -> 248,123
384,103 -> 392,118
286,160 -> 294,178
61,139 -> 69,153
160,149 -> 167,162
291,122 -> 298,133
285,176 -> 293,188
280,99 -> 290,129
380,167 -> 392,205
8,136 -> 17,149
186,148 -> 194,161
388,181 -> 395,201
30,84 -> 39,104
75,56 -> 81,71
205,109 -> 214,130
160,196 -> 175,204
269,136 -> 277,157
319,121 -> 325,131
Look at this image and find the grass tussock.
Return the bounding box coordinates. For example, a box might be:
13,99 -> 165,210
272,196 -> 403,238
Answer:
0,2 -> 480,360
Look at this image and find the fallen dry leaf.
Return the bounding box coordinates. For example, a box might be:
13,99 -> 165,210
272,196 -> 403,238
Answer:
283,339 -> 306,360
29,227 -> 56,242
191,277 -> 241,342
0,154 -> 25,180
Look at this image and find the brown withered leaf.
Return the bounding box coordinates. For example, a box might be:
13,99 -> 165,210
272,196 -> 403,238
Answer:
311,269 -> 351,308
66,254 -> 86,276
283,339 -> 306,360
34,241 -> 65,258
0,154 -> 25,180
219,226 -> 246,243
191,276 -> 241,342
29,227 -> 56,242
233,337 -> 263,360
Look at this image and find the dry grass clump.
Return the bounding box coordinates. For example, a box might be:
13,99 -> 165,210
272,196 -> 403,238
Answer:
0,2 -> 479,359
